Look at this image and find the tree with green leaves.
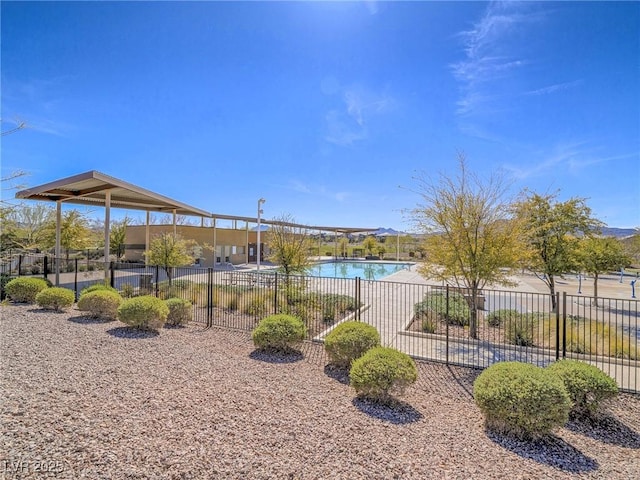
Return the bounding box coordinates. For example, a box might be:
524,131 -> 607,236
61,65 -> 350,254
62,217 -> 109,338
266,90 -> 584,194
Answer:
266,214 -> 313,298
338,236 -> 349,258
576,237 -> 630,306
513,192 -> 604,311
41,209 -> 93,261
621,232 -> 640,267
144,232 -> 196,285
109,216 -> 131,260
362,236 -> 378,256
1,193 -> 56,253
410,154 -> 522,339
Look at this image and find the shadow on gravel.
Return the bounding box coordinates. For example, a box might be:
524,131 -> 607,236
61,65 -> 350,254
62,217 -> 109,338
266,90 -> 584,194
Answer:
566,415 -> 640,448
164,324 -> 188,330
106,326 -> 159,339
249,349 -> 304,364
324,365 -> 350,385
28,308 -> 66,314
447,365 -> 481,399
487,432 -> 599,473
68,315 -> 113,325
352,398 -> 423,425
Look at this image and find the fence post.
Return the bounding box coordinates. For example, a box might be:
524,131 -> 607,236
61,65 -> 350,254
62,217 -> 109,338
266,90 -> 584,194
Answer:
43,256 -> 49,278
355,277 -> 361,321
561,292 -> 566,358
18,255 -> 22,276
273,272 -> 279,313
555,293 -> 560,361
207,268 -> 213,327
154,265 -> 159,297
446,284 -> 450,365
109,262 -> 115,288
74,259 -> 79,301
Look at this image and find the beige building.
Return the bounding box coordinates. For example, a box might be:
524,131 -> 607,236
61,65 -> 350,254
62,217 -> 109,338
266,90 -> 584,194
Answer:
125,224 -> 265,267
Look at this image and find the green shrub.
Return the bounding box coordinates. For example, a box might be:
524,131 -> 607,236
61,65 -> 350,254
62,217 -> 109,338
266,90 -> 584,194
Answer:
77,290 -> 123,320
117,295 -> 169,331
506,314 -> 536,346
419,308 -> 439,333
35,287 -> 75,311
414,291 -> 470,327
241,290 -> 271,317
80,282 -> 117,297
349,347 -> 418,403
165,297 -> 192,326
547,360 -> 618,418
317,294 -> 359,322
474,362 -> 571,439
324,321 -> 381,367
5,277 -> 50,303
120,283 -> 135,298
252,314 -> 306,351
487,309 -> 520,327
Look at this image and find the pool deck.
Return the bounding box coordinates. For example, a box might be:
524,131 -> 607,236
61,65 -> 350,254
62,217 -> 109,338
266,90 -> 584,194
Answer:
311,263 -> 640,393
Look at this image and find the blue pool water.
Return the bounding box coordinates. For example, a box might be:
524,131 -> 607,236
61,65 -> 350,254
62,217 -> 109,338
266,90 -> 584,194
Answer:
307,261 -> 413,280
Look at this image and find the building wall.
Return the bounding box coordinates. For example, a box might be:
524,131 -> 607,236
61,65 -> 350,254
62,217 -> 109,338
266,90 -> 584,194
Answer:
124,225 -> 264,267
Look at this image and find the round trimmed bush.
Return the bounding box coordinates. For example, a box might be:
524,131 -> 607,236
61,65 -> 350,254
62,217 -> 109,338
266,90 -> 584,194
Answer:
80,283 -> 118,297
349,347 -> 418,403
506,314 -> 536,346
118,295 -> 169,331
252,314 -> 306,352
5,277 -> 50,303
35,287 -> 75,311
165,297 -> 192,326
547,359 -> 618,418
474,362 -> 571,439
77,290 -> 123,320
487,309 -> 520,327
324,321 -> 381,367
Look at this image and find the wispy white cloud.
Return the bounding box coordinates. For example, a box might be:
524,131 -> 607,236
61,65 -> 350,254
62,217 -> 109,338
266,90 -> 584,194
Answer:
324,84 -> 395,146
525,80 -> 582,96
325,109 -> 367,146
364,1 -> 378,16
2,75 -> 77,137
284,179 -> 353,202
451,2 -> 542,118
503,142 -> 635,180
288,179 -> 312,194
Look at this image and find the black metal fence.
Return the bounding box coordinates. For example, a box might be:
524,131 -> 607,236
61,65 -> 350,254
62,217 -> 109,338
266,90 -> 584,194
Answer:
2,255 -> 638,393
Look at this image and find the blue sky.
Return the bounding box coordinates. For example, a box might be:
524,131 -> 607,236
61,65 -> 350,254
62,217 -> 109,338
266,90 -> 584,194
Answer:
2,1 -> 639,230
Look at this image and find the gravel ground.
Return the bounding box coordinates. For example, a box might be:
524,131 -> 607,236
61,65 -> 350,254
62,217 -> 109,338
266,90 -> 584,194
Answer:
1,304 -> 639,480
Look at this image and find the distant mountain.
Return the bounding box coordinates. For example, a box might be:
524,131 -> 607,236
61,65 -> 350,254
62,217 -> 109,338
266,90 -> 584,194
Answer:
601,227 -> 638,238
367,226 -> 637,238
372,227 -> 407,236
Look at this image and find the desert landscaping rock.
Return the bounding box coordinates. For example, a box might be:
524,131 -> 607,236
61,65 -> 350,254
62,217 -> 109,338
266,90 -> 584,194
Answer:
1,304 -> 638,479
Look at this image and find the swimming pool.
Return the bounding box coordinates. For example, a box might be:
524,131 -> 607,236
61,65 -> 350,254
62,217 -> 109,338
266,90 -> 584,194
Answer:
307,261 -> 413,280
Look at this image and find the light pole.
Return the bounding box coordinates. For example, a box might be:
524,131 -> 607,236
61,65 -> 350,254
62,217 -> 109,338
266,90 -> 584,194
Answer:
577,272 -> 582,294
256,198 -> 265,273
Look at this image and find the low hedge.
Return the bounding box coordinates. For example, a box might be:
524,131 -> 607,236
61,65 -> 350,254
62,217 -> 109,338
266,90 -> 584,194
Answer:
414,291 -> 470,327
324,321 -> 380,367
4,277 -> 50,303
118,295 -> 169,331
35,287 -> 75,311
349,347 -> 418,403
165,297 -> 192,326
77,290 -> 123,320
252,314 -> 306,352
474,362 -> 571,439
547,359 -> 618,418
80,282 -> 118,298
